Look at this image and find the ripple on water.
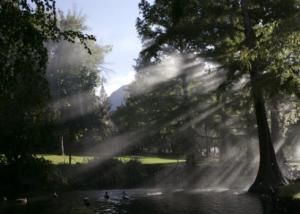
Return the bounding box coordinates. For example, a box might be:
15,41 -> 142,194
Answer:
146,191 -> 163,196
0,189 -> 263,214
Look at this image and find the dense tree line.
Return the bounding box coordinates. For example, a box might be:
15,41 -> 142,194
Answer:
0,1 -> 111,165
2,0 -> 300,196
112,0 -> 300,194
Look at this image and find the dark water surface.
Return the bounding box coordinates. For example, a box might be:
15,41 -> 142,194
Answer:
0,189 -> 263,214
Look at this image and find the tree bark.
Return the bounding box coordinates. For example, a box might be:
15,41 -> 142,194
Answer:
61,135 -> 65,156
241,0 -> 287,194
69,154 -> 72,165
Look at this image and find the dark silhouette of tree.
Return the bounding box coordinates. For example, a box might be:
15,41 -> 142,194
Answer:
0,0 -> 95,164
136,0 -> 300,193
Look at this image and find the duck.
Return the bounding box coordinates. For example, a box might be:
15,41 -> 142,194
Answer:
104,192 -> 109,200
2,196 -> 7,202
122,191 -> 129,200
83,197 -> 90,206
16,197 -> 27,205
53,192 -> 58,198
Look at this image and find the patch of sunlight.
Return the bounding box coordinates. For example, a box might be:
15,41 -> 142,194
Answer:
278,183 -> 300,200
116,156 -> 185,165
286,161 -> 300,171
14,154 -> 185,165
36,154 -> 93,165
293,193 -> 300,200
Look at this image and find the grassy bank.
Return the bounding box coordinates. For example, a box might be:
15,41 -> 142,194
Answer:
37,154 -> 185,165
36,154 -> 93,165
279,183 -> 300,200
116,156 -> 185,165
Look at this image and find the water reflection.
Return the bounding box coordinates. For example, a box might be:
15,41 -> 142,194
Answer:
259,195 -> 298,214
0,189 -> 282,214
124,190 -> 262,214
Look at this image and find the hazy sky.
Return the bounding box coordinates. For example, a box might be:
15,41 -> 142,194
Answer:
56,0 -> 142,95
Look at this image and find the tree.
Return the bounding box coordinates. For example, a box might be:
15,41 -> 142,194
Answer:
46,11 -> 112,162
137,0 -> 300,193
0,0 -> 95,164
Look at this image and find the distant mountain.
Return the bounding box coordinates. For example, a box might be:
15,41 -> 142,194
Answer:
108,85 -> 129,112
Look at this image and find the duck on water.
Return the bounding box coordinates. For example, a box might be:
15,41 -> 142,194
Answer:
15,197 -> 27,205
83,197 -> 90,206
104,192 -> 109,200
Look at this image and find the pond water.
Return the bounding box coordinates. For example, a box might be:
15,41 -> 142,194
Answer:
0,189 -> 265,214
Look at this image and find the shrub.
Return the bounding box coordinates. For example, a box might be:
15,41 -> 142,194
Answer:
0,156 -> 68,193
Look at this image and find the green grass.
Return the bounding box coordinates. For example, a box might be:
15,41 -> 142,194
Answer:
36,154 -> 93,165
116,156 -> 185,165
278,183 -> 300,200
37,154 -> 185,165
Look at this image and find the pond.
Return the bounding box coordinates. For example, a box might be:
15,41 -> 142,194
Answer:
0,189 -> 267,214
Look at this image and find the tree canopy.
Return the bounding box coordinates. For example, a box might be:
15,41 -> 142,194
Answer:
0,0 -> 98,163
46,11 -> 112,158
134,0 -> 300,193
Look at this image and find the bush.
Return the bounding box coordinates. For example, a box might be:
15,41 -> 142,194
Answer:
63,158 -> 149,189
123,159 -> 147,187
0,155 -> 68,193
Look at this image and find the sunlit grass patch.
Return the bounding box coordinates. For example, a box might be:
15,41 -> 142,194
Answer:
278,183 -> 300,200
293,192 -> 300,200
36,154 -> 93,165
116,156 -> 185,165
20,154 -> 185,165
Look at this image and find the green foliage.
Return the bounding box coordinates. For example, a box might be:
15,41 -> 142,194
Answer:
61,158 -> 149,188
21,156 -> 68,190
137,0 -> 300,94
46,11 -> 112,155
0,156 -> 68,192
135,0 -> 300,192
112,78 -> 185,155
0,0 -> 96,163
87,158 -> 148,188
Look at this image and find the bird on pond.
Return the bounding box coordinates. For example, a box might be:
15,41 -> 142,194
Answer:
104,192 -> 109,200
16,197 -> 27,205
83,197 -> 90,206
53,192 -> 58,198
122,191 -> 129,200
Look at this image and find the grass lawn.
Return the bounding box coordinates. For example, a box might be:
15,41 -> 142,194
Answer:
37,154 -> 185,165
116,156 -> 185,165
278,183 -> 300,200
36,154 -> 93,165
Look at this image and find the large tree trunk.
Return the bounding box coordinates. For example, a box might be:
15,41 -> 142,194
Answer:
241,0 -> 287,194
248,79 -> 287,193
